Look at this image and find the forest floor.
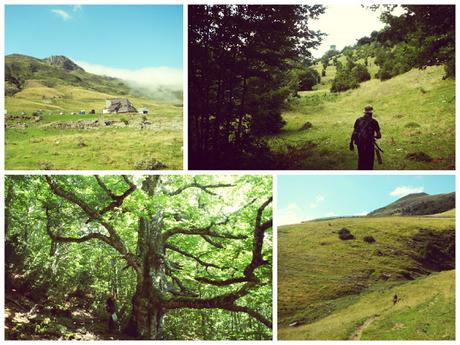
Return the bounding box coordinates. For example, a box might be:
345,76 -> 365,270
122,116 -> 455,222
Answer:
5,290 -> 125,340
266,65 -> 454,170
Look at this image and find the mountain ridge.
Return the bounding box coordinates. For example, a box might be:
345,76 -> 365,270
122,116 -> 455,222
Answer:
5,53 -> 130,97
369,192 -> 455,216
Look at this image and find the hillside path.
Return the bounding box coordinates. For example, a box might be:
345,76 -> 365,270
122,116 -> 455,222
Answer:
349,315 -> 379,340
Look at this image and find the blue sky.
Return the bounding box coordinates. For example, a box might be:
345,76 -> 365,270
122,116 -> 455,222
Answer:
5,5 -> 183,69
278,175 -> 455,225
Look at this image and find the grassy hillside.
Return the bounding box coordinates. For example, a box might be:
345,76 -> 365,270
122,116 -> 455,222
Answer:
428,208 -> 456,217
369,192 -> 455,216
312,55 -> 380,91
5,54 -> 131,97
278,215 -> 455,340
5,54 -> 183,170
267,65 -> 454,169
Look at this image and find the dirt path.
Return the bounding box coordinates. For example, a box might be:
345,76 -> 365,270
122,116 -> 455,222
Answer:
349,315 -> 379,340
5,292 -> 123,340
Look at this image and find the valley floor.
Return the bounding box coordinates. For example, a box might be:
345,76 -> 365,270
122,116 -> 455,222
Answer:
5,112 -> 183,170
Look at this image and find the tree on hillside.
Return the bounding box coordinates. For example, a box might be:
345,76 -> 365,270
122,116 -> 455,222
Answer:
330,54 -> 370,93
298,68 -> 321,91
320,48 -> 339,76
189,5 -> 325,169
373,5 -> 455,79
5,175 -> 272,340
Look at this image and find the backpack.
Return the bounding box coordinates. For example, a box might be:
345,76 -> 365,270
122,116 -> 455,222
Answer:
354,117 -> 375,145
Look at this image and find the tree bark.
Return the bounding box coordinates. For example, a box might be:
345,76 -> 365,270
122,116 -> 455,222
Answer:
128,216 -> 167,339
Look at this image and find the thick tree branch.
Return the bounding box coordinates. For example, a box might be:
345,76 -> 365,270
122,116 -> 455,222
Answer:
195,197 -> 272,286
201,235 -> 224,248
165,243 -> 222,269
166,178 -> 234,196
163,224 -> 247,241
94,175 -> 117,199
45,176 -> 99,219
169,276 -> 199,297
194,276 -> 251,286
163,282 -> 271,326
45,176 -> 141,274
96,175 -> 137,216
226,305 -> 272,328
164,197 -> 273,328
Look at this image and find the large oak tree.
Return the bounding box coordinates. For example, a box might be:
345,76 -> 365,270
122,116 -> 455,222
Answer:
5,175 -> 272,340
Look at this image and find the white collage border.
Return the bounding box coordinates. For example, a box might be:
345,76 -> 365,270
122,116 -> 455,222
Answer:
0,0 -> 458,344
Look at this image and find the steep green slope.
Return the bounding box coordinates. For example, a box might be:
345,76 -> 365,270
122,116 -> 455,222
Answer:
369,192 -> 455,216
267,65 -> 455,169
278,215 -> 455,340
279,270 -> 454,340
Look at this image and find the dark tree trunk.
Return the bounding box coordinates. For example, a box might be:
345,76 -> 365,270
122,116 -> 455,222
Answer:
128,216 -> 167,339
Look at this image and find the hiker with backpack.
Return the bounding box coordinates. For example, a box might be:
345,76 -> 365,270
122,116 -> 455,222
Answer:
349,105 -> 382,170
106,294 -> 119,332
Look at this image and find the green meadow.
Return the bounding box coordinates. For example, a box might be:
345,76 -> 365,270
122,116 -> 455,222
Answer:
5,82 -> 183,170
267,65 -> 455,170
278,214 -> 455,340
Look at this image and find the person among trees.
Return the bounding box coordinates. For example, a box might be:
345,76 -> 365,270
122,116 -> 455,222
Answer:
106,294 -> 118,332
349,105 -> 381,170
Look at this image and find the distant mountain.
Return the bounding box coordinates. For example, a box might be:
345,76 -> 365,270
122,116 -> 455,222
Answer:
46,55 -> 84,72
369,192 -> 455,216
5,54 -> 130,97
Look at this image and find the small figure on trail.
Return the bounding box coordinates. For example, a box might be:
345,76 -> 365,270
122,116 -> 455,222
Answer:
106,294 -> 118,332
393,294 -> 398,305
349,105 -> 382,170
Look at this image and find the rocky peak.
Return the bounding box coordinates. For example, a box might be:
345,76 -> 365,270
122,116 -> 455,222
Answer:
46,55 -> 84,72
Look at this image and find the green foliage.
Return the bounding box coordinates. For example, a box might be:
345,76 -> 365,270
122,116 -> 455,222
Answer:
320,48 -> 339,75
374,6 -> 454,80
352,64 -> 371,83
298,68 -> 321,91
330,56 -> 370,93
330,72 -> 360,93
188,4 -> 325,168
374,42 -> 417,80
5,175 -> 273,340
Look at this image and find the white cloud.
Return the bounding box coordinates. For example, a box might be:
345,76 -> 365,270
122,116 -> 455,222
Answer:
325,212 -> 337,217
51,9 -> 71,21
278,203 -> 306,225
309,194 -> 325,208
355,211 -> 368,216
390,186 -> 424,198
75,61 -> 183,100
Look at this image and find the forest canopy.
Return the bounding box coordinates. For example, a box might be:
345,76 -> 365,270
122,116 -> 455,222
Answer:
5,175 -> 273,340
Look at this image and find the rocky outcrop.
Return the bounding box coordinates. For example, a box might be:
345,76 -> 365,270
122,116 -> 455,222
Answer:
46,56 -> 84,72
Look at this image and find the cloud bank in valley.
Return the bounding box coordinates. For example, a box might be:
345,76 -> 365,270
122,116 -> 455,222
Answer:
75,60 -> 183,102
